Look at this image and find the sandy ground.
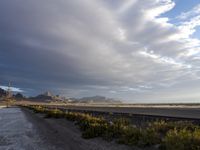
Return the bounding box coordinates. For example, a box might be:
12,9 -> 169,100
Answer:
0,107 -> 139,150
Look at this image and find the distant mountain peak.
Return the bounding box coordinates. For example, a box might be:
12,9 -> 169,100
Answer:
29,91 -> 69,102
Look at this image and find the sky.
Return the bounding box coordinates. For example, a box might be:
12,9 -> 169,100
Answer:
1,0 -> 200,103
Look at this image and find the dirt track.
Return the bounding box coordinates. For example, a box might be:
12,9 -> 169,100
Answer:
0,107 -> 136,150
0,107 -> 52,150
23,108 -> 134,150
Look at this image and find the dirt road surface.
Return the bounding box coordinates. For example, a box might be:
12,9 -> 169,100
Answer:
0,107 -> 134,150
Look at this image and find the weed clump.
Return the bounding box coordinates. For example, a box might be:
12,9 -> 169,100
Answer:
45,109 -> 65,118
161,128 -> 200,150
25,105 -> 200,150
30,105 -> 46,113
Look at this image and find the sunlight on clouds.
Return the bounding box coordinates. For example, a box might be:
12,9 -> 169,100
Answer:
177,4 -> 200,20
144,0 -> 175,19
1,0 -> 200,102
139,50 -> 192,69
178,16 -> 200,38
0,86 -> 23,92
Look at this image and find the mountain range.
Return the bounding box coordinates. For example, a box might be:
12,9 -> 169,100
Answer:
30,92 -> 122,103
70,96 -> 122,104
0,88 -> 25,99
0,88 -> 122,104
0,88 -> 6,97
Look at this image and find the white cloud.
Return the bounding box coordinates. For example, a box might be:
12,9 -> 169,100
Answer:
0,86 -> 23,93
138,85 -> 152,89
119,86 -> 142,92
177,4 -> 200,20
139,50 -> 192,69
109,90 -> 117,94
1,0 -> 200,102
145,0 -> 175,19
118,0 -> 137,14
178,15 -> 200,38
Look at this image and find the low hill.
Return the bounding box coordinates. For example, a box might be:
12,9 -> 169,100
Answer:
29,92 -> 121,104
29,91 -> 54,102
29,91 -> 68,102
72,96 -> 122,104
0,88 -> 6,97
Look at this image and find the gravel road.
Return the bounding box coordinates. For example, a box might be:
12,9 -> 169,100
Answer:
0,107 -> 134,150
0,107 -> 53,150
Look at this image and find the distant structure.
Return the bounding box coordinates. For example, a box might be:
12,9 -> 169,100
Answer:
6,82 -> 12,98
6,82 -> 13,107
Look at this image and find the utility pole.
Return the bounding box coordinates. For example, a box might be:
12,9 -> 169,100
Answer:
6,82 -> 12,108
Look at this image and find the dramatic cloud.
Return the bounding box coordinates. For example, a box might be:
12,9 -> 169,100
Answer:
0,86 -> 23,93
0,0 -> 200,102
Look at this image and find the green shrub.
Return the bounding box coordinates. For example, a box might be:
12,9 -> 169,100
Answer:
148,120 -> 197,135
113,118 -> 130,126
45,109 -> 65,118
102,128 -> 115,141
111,118 -> 131,138
78,116 -> 107,131
148,120 -> 170,134
162,128 -> 200,150
192,129 -> 200,149
82,122 -> 108,138
32,105 -> 46,113
118,126 -> 141,145
64,112 -> 79,121
139,128 -> 160,147
24,105 -> 200,149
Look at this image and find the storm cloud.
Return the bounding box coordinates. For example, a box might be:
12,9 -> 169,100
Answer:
1,0 -> 200,102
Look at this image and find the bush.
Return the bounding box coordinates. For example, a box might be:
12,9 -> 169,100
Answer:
192,129 -> 200,149
148,120 -> 170,134
110,118 -> 131,138
45,109 -> 65,118
139,128 -> 160,147
82,122 -> 108,138
78,116 -> 107,131
32,105 -> 46,113
24,105 -> 200,149
118,126 -> 141,145
162,128 -> 200,150
64,112 -> 79,121
148,120 -> 197,135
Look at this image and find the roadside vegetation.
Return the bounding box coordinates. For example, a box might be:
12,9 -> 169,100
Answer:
24,105 -> 200,150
